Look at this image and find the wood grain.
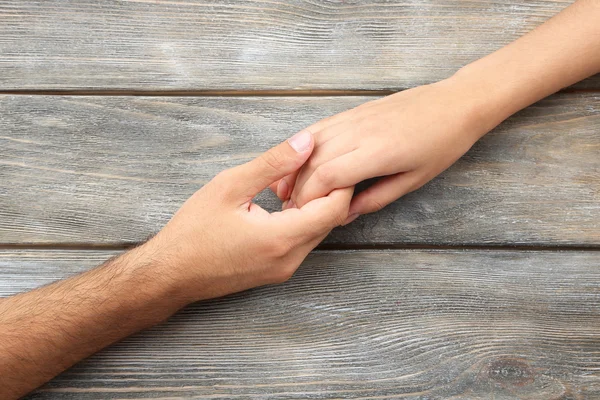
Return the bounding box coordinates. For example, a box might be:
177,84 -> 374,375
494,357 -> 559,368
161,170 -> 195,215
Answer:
1,93 -> 599,246
0,0 -> 597,91
0,249 -> 598,399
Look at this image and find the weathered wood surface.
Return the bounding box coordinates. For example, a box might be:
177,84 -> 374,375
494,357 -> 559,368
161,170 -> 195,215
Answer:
1,93 -> 598,246
0,249 -> 597,399
1,0 -> 597,91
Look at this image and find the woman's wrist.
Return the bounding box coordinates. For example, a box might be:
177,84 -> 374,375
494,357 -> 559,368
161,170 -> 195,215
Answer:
436,66 -> 516,144
449,0 -> 600,141
451,65 -> 518,134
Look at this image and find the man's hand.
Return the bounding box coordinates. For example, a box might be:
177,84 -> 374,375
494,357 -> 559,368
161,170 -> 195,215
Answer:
0,130 -> 352,399
149,129 -> 353,302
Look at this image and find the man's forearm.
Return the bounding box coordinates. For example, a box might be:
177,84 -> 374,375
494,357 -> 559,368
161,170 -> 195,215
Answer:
0,132 -> 340,398
455,0 -> 600,131
0,245 -> 186,399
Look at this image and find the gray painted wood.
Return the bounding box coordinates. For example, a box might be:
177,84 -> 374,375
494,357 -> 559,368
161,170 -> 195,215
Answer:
0,0 -> 597,91
0,249 -> 598,399
1,93 -> 599,246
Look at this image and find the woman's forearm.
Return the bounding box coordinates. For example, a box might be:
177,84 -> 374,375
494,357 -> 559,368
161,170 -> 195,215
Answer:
455,0 -> 600,132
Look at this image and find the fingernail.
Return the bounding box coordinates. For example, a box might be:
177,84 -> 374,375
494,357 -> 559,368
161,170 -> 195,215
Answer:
343,213 -> 359,225
287,130 -> 312,153
282,199 -> 295,210
277,179 -> 289,200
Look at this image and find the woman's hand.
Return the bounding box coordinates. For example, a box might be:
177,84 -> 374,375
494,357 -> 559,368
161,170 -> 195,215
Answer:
272,76 -> 498,224
275,0 -> 600,225
147,130 -> 353,303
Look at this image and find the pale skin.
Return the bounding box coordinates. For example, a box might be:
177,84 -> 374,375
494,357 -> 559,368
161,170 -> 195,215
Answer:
1,1 -> 600,398
273,0 -> 600,224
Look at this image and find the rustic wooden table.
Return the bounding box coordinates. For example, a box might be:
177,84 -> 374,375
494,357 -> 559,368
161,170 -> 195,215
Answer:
1,1 -> 599,398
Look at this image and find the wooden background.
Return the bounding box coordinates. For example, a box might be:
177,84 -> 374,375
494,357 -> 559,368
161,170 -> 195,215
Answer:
1,0 -> 598,398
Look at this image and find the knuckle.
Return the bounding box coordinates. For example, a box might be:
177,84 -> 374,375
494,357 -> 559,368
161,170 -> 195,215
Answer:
366,197 -> 385,213
260,150 -> 286,172
214,169 -> 233,183
268,238 -> 293,259
333,211 -> 347,227
210,170 -> 235,196
314,164 -> 334,186
325,207 -> 347,228
304,156 -> 322,174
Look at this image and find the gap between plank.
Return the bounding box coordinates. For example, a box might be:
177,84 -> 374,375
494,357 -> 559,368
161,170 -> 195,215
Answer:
0,243 -> 598,252
0,89 -> 395,97
0,88 -> 597,97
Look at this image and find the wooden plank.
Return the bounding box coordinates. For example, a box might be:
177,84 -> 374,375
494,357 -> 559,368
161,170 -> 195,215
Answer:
1,93 -> 599,246
1,92 -> 599,246
0,0 -> 597,91
1,249 -> 599,399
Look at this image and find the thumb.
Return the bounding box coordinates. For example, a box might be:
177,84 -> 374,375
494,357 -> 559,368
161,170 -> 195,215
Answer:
345,171 -> 420,224
228,130 -> 314,203
275,186 -> 354,241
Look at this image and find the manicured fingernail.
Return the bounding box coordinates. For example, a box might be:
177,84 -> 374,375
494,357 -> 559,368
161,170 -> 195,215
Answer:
287,130 -> 312,153
277,179 -> 289,200
343,213 -> 359,225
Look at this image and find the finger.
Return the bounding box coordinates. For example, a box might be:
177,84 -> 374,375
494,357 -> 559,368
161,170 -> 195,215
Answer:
271,116 -> 350,201
275,186 -> 354,241
290,124 -> 361,206
268,169 -> 299,202
275,169 -> 300,201
303,98 -> 381,142
268,181 -> 279,195
304,111 -> 349,139
345,172 -> 421,223
268,179 -> 288,200
292,149 -> 389,208
268,117 -> 347,202
227,130 -> 314,203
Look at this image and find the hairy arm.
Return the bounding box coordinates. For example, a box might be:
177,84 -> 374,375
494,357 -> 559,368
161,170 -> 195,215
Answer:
0,131 -> 352,399
276,0 -> 600,220
0,247 -> 185,398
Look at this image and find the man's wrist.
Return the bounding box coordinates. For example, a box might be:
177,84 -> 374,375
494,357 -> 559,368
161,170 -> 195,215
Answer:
113,243 -> 192,315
